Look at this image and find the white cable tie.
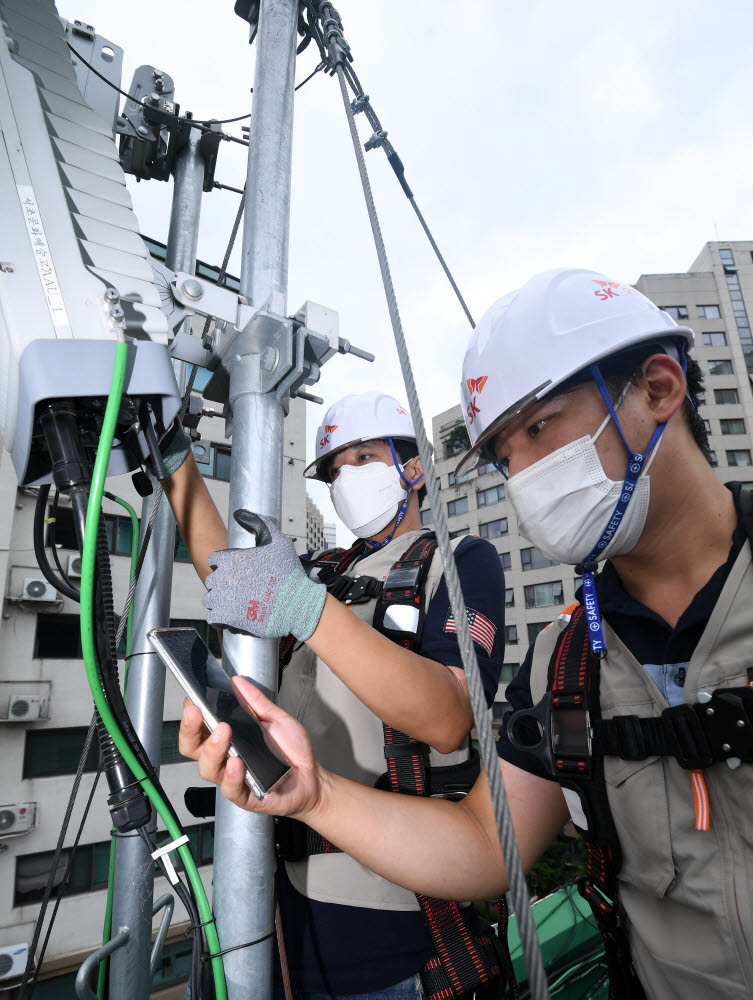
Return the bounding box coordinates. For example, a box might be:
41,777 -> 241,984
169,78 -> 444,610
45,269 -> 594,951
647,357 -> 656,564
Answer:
151,834 -> 189,886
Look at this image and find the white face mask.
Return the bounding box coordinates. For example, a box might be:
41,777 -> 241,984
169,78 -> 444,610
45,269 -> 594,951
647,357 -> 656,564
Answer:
505,410 -> 661,566
330,462 -> 407,538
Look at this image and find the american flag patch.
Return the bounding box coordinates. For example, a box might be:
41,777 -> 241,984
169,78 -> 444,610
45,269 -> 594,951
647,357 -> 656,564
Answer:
444,608 -> 497,656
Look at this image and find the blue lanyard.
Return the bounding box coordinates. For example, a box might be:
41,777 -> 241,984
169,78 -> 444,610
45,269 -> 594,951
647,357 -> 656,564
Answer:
578,364 -> 667,656
364,439 -> 422,549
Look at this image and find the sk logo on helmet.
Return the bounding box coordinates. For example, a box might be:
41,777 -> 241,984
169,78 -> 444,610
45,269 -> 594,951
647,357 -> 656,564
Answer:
466,376 -> 488,395
396,406 -> 407,415
466,376 -> 487,425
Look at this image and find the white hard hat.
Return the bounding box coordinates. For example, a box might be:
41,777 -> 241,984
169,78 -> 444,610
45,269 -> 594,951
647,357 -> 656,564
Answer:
455,267 -> 694,475
304,390 -> 416,481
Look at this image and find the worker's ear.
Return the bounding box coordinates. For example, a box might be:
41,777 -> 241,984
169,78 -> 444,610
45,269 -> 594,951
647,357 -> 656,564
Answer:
405,455 -> 423,490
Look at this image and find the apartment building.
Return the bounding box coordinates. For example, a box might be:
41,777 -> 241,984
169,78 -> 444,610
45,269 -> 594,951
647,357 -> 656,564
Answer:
0,247 -> 308,997
425,241 -> 753,728
306,494 -> 326,553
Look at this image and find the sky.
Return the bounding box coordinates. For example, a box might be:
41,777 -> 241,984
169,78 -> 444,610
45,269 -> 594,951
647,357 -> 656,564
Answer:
62,0 -> 753,541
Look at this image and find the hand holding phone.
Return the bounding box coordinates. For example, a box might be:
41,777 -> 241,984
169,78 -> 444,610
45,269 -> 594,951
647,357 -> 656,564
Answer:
148,627 -> 291,799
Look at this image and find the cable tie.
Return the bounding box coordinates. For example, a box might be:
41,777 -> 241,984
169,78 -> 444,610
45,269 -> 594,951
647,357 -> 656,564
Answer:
44,517 -> 56,524
201,930 -> 274,961
151,834 -> 189,885
185,915 -> 218,937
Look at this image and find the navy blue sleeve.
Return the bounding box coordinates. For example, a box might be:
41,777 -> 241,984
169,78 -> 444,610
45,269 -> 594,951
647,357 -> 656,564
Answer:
419,536 -> 504,707
495,641 -> 556,782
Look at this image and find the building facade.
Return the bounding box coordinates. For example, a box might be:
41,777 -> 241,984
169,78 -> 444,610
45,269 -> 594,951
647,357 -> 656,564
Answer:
424,241 -> 753,729
0,303 -> 308,996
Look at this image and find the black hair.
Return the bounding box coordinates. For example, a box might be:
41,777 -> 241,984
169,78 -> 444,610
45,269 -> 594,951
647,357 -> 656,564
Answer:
554,341 -> 711,463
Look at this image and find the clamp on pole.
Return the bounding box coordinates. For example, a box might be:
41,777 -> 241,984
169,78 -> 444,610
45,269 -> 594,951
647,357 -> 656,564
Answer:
150,834 -> 189,885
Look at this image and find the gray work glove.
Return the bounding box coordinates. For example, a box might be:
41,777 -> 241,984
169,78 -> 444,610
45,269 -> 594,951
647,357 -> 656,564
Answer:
203,510 -> 326,641
145,418 -> 193,479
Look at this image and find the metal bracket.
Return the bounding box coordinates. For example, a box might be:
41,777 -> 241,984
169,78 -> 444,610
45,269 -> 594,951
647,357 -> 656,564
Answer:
365,129 -> 388,152
351,93 -> 370,115
74,893 -> 174,999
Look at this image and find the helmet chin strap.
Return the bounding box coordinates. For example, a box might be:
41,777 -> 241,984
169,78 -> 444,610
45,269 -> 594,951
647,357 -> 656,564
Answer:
364,438 -> 423,549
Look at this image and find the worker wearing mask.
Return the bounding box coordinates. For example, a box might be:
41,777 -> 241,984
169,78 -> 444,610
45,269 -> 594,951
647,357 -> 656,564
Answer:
162,390 -> 506,1000
181,268 -> 753,1000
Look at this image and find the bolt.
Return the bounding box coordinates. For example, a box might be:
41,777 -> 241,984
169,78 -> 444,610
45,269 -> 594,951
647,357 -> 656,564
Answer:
137,124 -> 150,137
722,743 -> 731,753
104,288 -> 120,303
154,76 -> 165,93
110,306 -> 125,321
0,263 -> 14,273
150,92 -> 161,105
706,707 -> 714,716
182,279 -> 204,300
737,719 -> 746,728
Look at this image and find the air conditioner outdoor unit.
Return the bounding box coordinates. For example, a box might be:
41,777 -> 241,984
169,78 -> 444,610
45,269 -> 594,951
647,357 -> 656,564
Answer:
22,578 -> 57,602
0,943 -> 29,981
7,695 -> 45,722
0,804 -> 36,837
66,554 -> 82,579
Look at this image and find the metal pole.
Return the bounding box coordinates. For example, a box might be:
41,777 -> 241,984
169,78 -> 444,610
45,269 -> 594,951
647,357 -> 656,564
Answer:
212,2 -> 298,998
108,125 -> 205,1000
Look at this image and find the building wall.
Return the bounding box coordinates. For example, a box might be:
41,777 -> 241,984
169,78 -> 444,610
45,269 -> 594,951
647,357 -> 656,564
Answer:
0,392 -> 307,994
305,493 -> 325,553
424,241 -> 753,729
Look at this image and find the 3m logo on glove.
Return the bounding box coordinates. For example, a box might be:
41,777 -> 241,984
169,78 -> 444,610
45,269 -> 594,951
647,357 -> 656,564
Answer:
247,600 -> 260,622
444,608 -> 496,656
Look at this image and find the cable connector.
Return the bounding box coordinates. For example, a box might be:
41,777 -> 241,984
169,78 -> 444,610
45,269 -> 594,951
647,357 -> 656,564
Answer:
318,2 -> 351,69
365,130 -> 388,152
151,834 -> 189,885
351,94 -> 370,115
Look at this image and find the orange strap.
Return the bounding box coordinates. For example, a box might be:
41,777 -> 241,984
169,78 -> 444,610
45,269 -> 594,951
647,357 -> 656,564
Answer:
690,769 -> 710,831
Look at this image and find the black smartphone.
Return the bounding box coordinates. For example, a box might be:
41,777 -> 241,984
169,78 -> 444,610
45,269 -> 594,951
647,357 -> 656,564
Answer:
148,627 -> 290,799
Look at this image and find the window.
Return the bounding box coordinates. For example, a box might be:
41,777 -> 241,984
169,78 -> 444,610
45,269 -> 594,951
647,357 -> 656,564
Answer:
527,622 -> 550,643
170,618 -> 222,658
14,824 -> 214,906
714,388 -> 740,405
709,451 -> 718,467
192,441 -> 231,481
663,305 -> 688,320
192,367 -> 212,392
46,509 -> 136,556
504,625 -> 518,645
477,462 -> 497,477
449,471 -> 470,486
447,496 -> 469,517
499,663 -> 518,686
697,304 -> 721,319
35,614 -> 82,659
444,424 -> 470,458
103,514 -> 136,557
505,587 -> 515,608
708,359 -> 733,376
524,581 -> 564,609
499,552 -> 512,570
420,508 -> 433,526
720,418 -> 746,435
703,419 -> 712,435
174,526 -> 191,562
520,546 -> 557,571
151,938 -> 195,990
477,484 -> 505,507
727,449 -> 752,467
479,518 -> 508,540
23,722 -> 186,779
450,527 -> 470,539
702,331 -> 727,347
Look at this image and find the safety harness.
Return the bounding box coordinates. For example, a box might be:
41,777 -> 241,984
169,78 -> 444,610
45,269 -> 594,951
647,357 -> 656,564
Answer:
507,488 -> 753,1000
278,532 -> 517,1000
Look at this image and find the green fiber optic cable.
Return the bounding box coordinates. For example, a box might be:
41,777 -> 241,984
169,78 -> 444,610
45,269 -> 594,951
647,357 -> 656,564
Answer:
97,493 -> 139,999
80,342 -> 227,1000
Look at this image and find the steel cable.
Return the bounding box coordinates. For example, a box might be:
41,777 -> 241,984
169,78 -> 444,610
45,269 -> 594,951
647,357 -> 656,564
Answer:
334,62 -> 550,1000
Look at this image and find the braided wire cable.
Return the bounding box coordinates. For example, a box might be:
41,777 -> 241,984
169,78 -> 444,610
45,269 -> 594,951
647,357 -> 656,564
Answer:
334,62 -> 550,1000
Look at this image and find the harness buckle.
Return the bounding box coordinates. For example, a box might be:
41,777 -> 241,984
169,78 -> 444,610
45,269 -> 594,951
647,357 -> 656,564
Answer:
693,688 -> 753,764
662,704 -> 714,770
507,690 -> 592,779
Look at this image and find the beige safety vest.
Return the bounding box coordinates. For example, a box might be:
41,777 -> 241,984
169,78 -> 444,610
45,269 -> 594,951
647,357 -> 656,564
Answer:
279,528 -> 470,910
529,540 -> 753,1000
